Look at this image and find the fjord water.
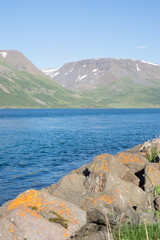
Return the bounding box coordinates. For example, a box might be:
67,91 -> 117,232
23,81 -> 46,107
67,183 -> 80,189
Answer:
0,109 -> 160,206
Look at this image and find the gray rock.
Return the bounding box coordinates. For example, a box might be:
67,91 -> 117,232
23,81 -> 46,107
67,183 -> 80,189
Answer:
87,153 -> 140,186
144,163 -> 160,187
154,196 -> 160,211
46,173 -> 87,206
0,189 -> 86,240
115,152 -> 148,174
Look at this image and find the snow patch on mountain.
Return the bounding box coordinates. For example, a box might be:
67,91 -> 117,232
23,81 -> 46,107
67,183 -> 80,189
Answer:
75,75 -> 87,82
140,61 -> 159,66
0,52 -> 7,58
92,69 -> 98,72
136,63 -> 140,71
53,72 -> 59,76
41,68 -> 60,78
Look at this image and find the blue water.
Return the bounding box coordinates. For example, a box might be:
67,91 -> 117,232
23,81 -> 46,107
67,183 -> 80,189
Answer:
0,109 -> 160,206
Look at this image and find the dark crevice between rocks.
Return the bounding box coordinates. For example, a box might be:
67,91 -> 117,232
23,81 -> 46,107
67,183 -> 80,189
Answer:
135,169 -> 145,191
83,168 -> 90,177
132,206 -> 137,210
92,220 -> 106,228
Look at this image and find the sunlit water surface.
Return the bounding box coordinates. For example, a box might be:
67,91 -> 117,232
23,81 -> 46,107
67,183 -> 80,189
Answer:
0,109 -> 160,206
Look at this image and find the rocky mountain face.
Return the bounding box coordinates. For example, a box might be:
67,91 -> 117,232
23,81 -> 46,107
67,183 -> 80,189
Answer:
42,58 -> 160,108
0,50 -> 90,108
42,58 -> 160,92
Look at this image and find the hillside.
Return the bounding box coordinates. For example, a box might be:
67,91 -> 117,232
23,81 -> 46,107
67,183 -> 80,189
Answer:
1,50 -> 160,108
0,50 -> 93,108
42,58 -> 160,108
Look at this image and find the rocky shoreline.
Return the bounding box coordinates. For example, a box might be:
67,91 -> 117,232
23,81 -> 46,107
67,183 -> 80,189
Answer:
1,138 -> 160,239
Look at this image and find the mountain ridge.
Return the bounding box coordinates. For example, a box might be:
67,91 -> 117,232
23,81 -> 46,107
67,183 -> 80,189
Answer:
0,50 -> 42,75
41,58 -> 160,92
0,50 -> 93,108
1,50 -> 160,108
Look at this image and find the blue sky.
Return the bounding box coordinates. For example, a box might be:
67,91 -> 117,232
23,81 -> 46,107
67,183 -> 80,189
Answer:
0,0 -> 160,68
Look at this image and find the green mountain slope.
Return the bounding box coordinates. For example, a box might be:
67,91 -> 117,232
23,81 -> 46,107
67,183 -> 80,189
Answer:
1,51 -> 160,108
83,77 -> 160,108
0,51 -> 94,108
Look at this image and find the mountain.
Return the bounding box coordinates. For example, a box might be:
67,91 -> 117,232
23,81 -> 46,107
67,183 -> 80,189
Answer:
42,58 -> 160,108
0,50 -> 93,108
1,50 -> 160,108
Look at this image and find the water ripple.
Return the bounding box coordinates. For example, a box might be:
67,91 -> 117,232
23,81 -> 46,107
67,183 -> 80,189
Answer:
0,109 -> 160,206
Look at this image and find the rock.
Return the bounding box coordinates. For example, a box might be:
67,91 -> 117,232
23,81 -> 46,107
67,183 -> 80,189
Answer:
70,223 -> 109,240
0,206 -> 68,240
54,173 -> 86,194
115,152 -> 148,174
71,164 -> 89,176
80,231 -> 109,240
125,143 -> 143,154
84,171 -> 107,193
152,138 -> 160,153
139,141 -> 152,152
144,163 -> 160,187
87,153 -> 140,186
83,173 -> 147,213
0,189 -> 86,240
46,173 -> 87,206
140,138 -> 160,161
140,211 -> 156,224
154,196 -> 160,211
47,153 -> 148,228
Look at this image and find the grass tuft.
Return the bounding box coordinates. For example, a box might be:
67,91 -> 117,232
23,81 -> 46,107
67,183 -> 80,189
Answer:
113,223 -> 160,240
146,146 -> 158,162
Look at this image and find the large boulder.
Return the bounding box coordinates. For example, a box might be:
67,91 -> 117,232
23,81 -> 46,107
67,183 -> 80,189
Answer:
0,189 -> 86,240
82,173 -> 148,215
45,173 -> 87,206
144,163 -> 160,188
125,143 -> 143,154
115,152 -> 148,174
46,153 -> 149,228
87,153 -> 140,186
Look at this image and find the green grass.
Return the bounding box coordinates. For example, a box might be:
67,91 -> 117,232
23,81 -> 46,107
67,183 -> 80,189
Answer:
113,223 -> 160,240
154,185 -> 160,197
146,147 -> 158,163
0,66 -> 96,108
82,77 -> 160,108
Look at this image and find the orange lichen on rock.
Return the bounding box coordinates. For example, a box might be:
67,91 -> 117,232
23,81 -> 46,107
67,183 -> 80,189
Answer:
85,189 -> 120,207
148,164 -> 153,175
16,206 -> 42,219
64,231 -> 68,237
147,164 -> 160,186
97,154 -> 108,161
116,152 -> 145,165
51,199 -> 79,225
7,189 -> 53,212
5,189 -> 85,239
91,154 -> 113,172
94,160 -> 109,172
